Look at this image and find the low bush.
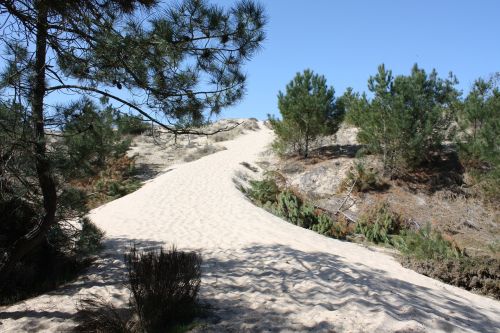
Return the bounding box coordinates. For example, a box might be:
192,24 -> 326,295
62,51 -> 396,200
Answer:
75,218 -> 106,256
247,178 -> 280,204
76,245 -> 202,333
74,296 -> 133,333
400,256 -> 500,299
242,119 -> 260,131
273,190 -> 318,229
311,213 -> 334,236
247,177 -> 356,235
355,201 -> 406,244
184,144 -> 225,162
393,223 -> 464,260
125,246 -> 202,332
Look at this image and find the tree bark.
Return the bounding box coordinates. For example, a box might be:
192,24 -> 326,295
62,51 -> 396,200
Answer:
0,0 -> 57,284
304,124 -> 310,158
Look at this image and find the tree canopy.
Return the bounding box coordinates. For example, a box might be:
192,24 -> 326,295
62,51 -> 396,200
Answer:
0,0 -> 266,281
270,69 -> 343,158
346,64 -> 460,175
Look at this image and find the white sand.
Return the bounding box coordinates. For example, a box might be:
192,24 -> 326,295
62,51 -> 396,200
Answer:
1,123 -> 499,332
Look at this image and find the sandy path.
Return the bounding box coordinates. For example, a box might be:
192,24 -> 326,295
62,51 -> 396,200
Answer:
1,124 -> 499,332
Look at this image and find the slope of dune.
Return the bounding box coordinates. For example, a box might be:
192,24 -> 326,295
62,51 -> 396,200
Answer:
1,122 -> 499,332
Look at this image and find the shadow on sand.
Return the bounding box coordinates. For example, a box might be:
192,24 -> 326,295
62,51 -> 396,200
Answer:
0,237 -> 164,331
198,244 -> 498,332
1,241 -> 497,332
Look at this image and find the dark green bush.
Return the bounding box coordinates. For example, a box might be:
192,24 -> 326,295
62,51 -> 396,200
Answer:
274,190 -> 318,229
400,256 -> 500,299
125,246 -> 202,332
355,201 -> 406,244
247,178 -> 280,204
56,100 -> 132,178
393,223 -> 464,260
75,218 -> 105,257
311,214 -> 334,236
74,296 -> 132,333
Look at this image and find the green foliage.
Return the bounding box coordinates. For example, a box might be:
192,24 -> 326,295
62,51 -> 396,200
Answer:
0,0 -> 267,291
125,246 -> 202,332
346,64 -> 460,175
355,201 -> 405,244
96,178 -> 142,200
311,214 -> 335,236
274,190 -> 318,229
393,223 -> 464,260
270,69 -> 344,157
75,218 -> 105,257
246,178 -> 318,229
116,113 -> 150,135
457,76 -> 500,201
247,178 -> 280,204
310,213 -> 354,239
57,99 -> 132,178
400,255 -> 500,299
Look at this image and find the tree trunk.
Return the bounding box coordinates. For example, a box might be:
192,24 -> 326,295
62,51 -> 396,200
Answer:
304,124 -> 310,158
0,0 -> 57,284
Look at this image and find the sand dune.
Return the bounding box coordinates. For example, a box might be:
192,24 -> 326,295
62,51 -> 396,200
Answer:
1,123 -> 499,332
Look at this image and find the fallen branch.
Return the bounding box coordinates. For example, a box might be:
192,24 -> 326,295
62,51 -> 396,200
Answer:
335,179 -> 356,215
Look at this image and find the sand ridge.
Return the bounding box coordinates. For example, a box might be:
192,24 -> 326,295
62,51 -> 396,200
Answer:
1,123 -> 499,332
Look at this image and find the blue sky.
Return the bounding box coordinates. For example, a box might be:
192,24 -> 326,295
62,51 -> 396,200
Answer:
215,0 -> 500,120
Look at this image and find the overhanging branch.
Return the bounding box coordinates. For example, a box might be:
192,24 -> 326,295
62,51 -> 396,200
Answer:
46,84 -> 241,135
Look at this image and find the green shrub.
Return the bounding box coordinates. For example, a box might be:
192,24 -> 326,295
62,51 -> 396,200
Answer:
400,256 -> 500,299
355,201 -> 406,244
75,218 -> 105,257
125,246 -> 202,332
312,214 -> 334,236
274,190 -> 318,229
393,223 -> 464,260
345,64 -> 460,175
247,178 -> 280,204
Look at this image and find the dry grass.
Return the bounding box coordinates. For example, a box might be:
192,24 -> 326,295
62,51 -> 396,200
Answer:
183,144 -> 226,162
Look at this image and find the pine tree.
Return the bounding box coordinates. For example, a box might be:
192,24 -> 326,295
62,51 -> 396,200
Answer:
0,0 -> 266,281
457,76 -> 500,200
270,69 -> 343,158
346,64 -> 460,175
